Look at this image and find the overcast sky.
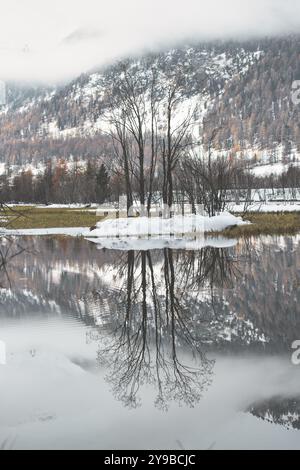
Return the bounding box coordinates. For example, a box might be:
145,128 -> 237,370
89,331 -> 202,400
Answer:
1,0 -> 300,83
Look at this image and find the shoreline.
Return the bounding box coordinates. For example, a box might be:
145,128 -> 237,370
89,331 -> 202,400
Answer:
0,208 -> 299,239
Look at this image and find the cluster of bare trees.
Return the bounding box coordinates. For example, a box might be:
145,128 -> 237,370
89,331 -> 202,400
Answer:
177,129 -> 245,216
105,60 -> 196,215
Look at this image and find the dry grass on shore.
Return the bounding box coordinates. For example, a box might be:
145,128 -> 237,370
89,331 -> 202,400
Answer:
0,206 -> 103,229
222,212 -> 300,238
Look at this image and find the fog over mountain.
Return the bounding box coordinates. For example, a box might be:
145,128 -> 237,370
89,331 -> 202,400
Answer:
0,1 -> 300,192
1,0 -> 300,82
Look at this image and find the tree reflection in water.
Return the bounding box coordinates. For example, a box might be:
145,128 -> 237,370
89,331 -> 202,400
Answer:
0,237 -> 28,288
95,246 -> 241,410
0,204 -> 34,288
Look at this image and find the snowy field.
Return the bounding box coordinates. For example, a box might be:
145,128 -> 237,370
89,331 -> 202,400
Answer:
230,203 -> 300,213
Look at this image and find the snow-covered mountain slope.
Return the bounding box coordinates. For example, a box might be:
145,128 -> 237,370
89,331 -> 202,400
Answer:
0,41 -> 261,165
0,36 -> 299,175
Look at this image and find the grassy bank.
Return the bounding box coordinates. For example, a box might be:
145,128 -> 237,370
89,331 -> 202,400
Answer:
1,206 -> 300,238
1,206 -> 103,229
223,212 -> 300,238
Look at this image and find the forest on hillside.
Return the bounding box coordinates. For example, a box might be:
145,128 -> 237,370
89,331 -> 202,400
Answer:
1,36 -> 300,167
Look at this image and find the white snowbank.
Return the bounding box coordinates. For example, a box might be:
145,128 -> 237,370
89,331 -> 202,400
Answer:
0,212 -> 248,241
88,212 -> 248,238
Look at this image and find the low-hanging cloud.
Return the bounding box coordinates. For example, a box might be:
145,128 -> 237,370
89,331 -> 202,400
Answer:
1,0 -> 300,84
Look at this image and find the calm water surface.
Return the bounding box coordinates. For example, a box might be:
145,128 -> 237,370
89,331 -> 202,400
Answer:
0,235 -> 300,449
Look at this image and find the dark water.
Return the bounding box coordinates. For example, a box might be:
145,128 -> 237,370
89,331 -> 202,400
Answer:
0,235 -> 300,449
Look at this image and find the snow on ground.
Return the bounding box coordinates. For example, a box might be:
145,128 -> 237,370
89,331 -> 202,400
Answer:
230,203 -> 300,213
250,162 -> 300,177
0,213 -> 248,242
6,199 -> 300,213
5,203 -> 98,210
0,227 -> 89,237
88,213 -> 248,238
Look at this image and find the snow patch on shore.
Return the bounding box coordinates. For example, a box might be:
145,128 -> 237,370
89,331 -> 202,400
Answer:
0,213 -> 248,243
88,213 -> 248,238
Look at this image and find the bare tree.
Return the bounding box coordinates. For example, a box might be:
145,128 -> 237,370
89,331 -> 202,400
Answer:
161,83 -> 195,209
